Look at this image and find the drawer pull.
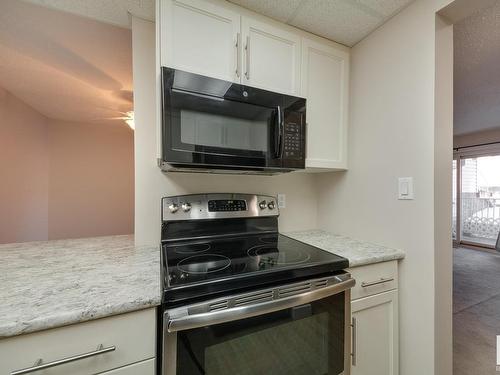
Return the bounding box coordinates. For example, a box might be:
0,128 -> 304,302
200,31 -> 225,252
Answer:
11,344 -> 116,375
361,277 -> 394,288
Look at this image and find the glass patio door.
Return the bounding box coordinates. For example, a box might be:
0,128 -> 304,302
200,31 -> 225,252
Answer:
456,154 -> 500,248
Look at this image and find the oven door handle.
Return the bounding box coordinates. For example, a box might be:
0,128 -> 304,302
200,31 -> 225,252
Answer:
166,277 -> 355,332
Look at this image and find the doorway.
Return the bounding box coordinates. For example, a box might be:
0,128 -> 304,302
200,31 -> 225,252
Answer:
449,2 -> 500,374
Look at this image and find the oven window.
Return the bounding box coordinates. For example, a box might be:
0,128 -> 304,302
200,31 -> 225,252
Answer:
175,292 -> 345,375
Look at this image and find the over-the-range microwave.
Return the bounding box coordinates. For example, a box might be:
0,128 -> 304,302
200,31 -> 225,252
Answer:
159,67 -> 306,175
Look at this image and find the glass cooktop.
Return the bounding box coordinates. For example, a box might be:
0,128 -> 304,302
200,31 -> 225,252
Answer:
162,233 -> 349,305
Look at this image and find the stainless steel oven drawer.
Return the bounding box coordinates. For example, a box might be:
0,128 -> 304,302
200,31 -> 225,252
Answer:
162,274 -> 354,375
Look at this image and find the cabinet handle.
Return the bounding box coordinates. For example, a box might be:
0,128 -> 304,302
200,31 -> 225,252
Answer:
244,35 -> 250,80
351,317 -> 357,366
11,344 -> 116,375
361,277 -> 394,288
235,33 -> 241,78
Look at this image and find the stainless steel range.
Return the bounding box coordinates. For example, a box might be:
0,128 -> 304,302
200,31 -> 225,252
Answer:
160,193 -> 354,375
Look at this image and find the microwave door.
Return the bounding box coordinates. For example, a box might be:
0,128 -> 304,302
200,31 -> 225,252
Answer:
165,88 -> 282,169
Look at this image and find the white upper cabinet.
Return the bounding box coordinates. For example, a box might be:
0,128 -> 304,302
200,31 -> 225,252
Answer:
241,17 -> 301,96
160,0 -> 241,82
301,37 -> 349,171
158,0 -> 351,172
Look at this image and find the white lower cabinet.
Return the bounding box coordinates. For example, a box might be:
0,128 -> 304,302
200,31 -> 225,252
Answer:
0,308 -> 156,375
349,261 -> 399,375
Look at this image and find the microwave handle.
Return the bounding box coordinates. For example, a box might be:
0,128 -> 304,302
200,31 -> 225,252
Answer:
274,106 -> 284,158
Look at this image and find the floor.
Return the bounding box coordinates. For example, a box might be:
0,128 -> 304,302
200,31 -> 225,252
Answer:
453,247 -> 500,375
461,235 -> 498,248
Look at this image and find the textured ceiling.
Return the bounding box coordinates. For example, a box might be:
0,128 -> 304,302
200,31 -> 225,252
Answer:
22,0 -> 155,29
229,0 -> 415,46
454,2 -> 500,135
0,0 -> 133,124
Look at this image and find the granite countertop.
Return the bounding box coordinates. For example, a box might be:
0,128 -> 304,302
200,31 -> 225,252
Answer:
285,230 -> 405,267
0,235 -> 160,339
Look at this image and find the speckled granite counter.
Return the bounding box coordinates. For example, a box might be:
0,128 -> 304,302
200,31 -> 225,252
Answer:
0,235 -> 160,338
285,230 -> 405,267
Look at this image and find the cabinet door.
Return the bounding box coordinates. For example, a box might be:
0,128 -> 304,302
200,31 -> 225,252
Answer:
160,0 -> 241,82
301,38 -> 349,170
241,17 -> 301,95
351,290 -> 399,375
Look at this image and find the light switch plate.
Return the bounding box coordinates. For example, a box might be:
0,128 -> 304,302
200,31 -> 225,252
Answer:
398,177 -> 414,200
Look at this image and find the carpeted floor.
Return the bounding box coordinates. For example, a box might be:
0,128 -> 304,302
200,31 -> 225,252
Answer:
453,247 -> 500,375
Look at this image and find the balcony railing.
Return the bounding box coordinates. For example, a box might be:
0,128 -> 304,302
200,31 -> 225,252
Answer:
460,196 -> 500,245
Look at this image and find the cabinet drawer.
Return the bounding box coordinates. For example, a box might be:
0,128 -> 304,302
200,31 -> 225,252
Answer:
0,308 -> 156,375
98,359 -> 155,374
349,261 -> 398,300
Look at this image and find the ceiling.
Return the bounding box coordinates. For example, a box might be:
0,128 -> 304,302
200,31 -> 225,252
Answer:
454,2 -> 500,135
0,0 -> 133,124
228,0 -> 415,46
23,0 -> 413,47
23,0 -> 155,29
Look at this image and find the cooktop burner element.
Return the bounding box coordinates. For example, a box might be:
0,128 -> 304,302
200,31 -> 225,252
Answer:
248,245 -> 311,265
161,193 -> 349,305
259,235 -> 279,244
177,254 -> 231,274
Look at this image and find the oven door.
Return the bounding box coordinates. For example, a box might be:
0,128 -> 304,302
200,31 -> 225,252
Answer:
162,275 -> 354,375
161,67 -> 304,172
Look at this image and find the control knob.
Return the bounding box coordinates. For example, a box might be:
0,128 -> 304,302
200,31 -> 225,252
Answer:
259,200 -> 267,210
267,201 -> 276,210
168,203 -> 179,213
181,203 -> 192,212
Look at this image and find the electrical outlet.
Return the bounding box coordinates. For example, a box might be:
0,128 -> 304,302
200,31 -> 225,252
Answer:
277,193 -> 286,208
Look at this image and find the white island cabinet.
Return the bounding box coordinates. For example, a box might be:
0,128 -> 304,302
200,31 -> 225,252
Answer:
158,0 -> 351,171
349,261 -> 399,375
0,309 -> 156,375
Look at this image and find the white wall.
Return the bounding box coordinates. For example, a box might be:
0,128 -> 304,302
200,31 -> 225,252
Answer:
434,13 -> 454,375
0,88 -> 49,244
132,17 -> 319,247
315,0 -> 453,374
0,88 -> 134,243
47,120 -> 134,240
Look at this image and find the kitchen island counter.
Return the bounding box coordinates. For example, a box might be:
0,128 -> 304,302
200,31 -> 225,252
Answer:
0,235 -> 160,338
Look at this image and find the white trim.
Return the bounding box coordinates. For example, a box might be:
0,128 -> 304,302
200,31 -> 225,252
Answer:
453,143 -> 500,158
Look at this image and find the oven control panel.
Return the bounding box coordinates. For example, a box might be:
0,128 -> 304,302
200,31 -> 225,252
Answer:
162,193 -> 278,221
208,199 -> 247,212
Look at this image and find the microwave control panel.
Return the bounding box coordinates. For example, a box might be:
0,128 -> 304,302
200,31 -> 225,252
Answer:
283,122 -> 303,159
